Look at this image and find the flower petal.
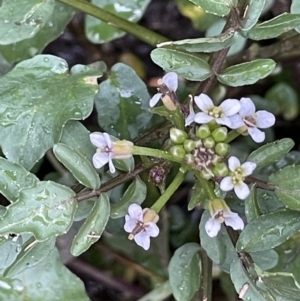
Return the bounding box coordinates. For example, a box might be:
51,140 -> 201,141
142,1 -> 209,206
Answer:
103,132 -> 112,148
149,93 -> 162,107
194,94 -> 214,112
92,153 -> 109,169
194,112 -> 214,124
128,204 -> 143,221
239,98 -> 256,117
108,159 -> 116,174
224,212 -> 244,230
145,222 -> 160,237
229,114 -> 245,129
124,215 -> 137,232
220,99 -> 241,116
241,161 -> 256,176
90,132 -> 106,148
256,111 -> 275,128
216,116 -> 232,128
220,176 -> 234,191
248,127 -> 265,143
134,232 -> 150,250
163,72 -> 178,91
205,218 -> 221,237
185,99 -> 195,126
234,182 -> 250,200
228,156 -> 241,172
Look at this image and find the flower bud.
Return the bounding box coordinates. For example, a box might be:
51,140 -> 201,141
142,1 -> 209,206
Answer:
212,162 -> 229,177
200,169 -> 213,180
194,139 -> 203,148
170,145 -> 186,160
215,143 -> 230,157
211,127 -> 228,142
211,154 -> 222,165
203,137 -> 215,149
185,154 -> 194,164
149,166 -> 166,185
183,139 -> 196,152
196,124 -> 210,139
170,128 -> 188,144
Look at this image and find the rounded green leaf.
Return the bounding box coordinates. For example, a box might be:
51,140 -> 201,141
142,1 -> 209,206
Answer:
53,143 -> 100,190
270,165 -> 300,210
0,0 -> 55,45
188,181 -> 209,210
236,209 -> 300,252
291,0 -> 300,33
217,59 -> 276,87
85,0 -> 151,43
151,48 -> 213,81
247,138 -> 294,168
240,0 -> 265,32
189,0 -> 231,16
0,181 -> 77,241
71,194 -> 110,256
96,63 -> 152,140
168,243 -> 201,301
110,176 -> 146,218
0,54 -> 101,170
245,185 -> 261,223
248,13 -> 300,40
0,2 -> 75,63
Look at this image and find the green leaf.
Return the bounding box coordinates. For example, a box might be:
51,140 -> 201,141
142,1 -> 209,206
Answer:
85,0 -> 150,43
265,82 -> 299,120
0,181 -> 77,241
138,281 -> 172,301
217,59 -> 276,87
188,0 -> 231,16
0,0 -> 55,45
248,13 -> 300,40
74,198 -> 95,221
236,209 -> 300,252
95,63 -> 152,140
151,48 -> 213,81
53,143 -> 100,190
168,243 -> 201,301
0,2 -> 75,63
71,194 -> 110,256
0,55 -> 100,170
241,0 -> 265,32
157,30 -> 236,53
291,0 -> 300,33
111,176 -> 146,218
4,237 -> 56,277
250,249 -> 278,270
199,210 -> 237,272
0,158 -> 38,203
188,181 -> 209,210
230,258 -> 275,301
245,185 -> 261,223
270,165 -> 300,210
247,138 -> 295,168
8,248 -> 89,300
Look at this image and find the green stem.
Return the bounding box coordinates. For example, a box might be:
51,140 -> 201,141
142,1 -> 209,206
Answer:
133,146 -> 182,163
199,248 -> 212,301
151,168 -> 187,212
195,172 -> 216,200
56,0 -> 168,46
223,129 -> 240,144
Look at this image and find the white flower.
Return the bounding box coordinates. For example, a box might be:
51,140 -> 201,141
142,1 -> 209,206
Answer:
205,199 -> 244,237
194,94 -> 241,128
230,97 -> 275,143
185,96 -> 195,126
149,72 -> 178,107
124,204 -> 159,250
220,156 -> 256,200
90,132 -> 133,173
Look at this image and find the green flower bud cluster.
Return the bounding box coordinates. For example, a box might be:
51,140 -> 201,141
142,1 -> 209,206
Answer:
168,125 -> 231,179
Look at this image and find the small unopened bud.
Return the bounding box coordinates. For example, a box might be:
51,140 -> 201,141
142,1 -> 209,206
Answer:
143,208 -> 159,223
183,139 -> 196,152
170,128 -> 187,144
149,166 -> 166,184
211,154 -> 222,165
212,163 -> 229,177
185,154 -> 194,164
215,143 -> 230,156
211,127 -> 228,142
170,145 -> 186,160
196,124 -> 210,139
203,137 -> 215,149
200,169 -> 213,180
162,95 -> 176,111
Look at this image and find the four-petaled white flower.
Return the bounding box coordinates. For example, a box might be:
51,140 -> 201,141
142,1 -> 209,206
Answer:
149,72 -> 178,107
230,97 -> 275,143
124,204 -> 159,250
194,94 -> 241,128
220,156 -> 256,200
90,132 -> 133,174
205,198 -> 244,237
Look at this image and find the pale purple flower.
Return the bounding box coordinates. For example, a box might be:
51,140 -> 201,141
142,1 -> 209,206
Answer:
220,156 -> 256,200
90,132 -> 133,173
149,72 -> 178,107
205,199 -> 244,237
194,94 -> 241,128
124,204 -> 159,250
230,97 -> 275,143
